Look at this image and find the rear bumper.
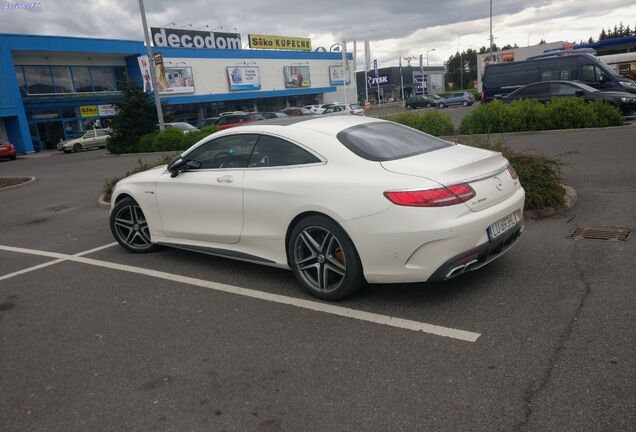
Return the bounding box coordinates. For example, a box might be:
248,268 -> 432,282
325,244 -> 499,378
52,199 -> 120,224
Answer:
428,224 -> 522,281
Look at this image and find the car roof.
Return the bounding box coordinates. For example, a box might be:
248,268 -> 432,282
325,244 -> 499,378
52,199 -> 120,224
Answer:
235,114 -> 381,137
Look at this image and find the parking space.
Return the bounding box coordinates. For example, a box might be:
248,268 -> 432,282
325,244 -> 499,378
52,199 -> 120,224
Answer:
1,125 -> 635,431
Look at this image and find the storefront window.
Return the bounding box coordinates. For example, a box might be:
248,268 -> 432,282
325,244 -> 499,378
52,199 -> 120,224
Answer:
72,66 -> 92,92
63,120 -> 82,139
61,107 -> 78,119
91,67 -> 116,92
51,66 -> 74,93
15,66 -> 27,97
113,66 -> 127,90
23,65 -> 55,94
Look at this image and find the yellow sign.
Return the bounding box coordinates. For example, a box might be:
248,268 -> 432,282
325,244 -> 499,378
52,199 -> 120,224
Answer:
80,105 -> 99,118
248,34 -> 312,51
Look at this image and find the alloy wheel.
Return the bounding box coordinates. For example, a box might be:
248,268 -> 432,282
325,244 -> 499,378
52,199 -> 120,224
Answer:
293,226 -> 346,293
113,204 -> 152,249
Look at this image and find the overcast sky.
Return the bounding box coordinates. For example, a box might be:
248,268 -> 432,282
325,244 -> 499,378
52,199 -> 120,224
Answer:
1,0 -> 635,68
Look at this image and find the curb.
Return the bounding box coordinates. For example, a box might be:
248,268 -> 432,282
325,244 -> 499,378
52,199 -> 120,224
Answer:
98,193 -> 110,208
524,184 -> 577,219
0,176 -> 37,192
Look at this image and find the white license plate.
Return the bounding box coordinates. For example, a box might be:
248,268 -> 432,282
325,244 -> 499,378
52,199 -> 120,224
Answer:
0,146 -> 6,151
487,211 -> 519,241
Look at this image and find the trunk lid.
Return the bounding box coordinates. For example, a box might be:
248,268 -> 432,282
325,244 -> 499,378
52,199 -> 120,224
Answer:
381,144 -> 518,211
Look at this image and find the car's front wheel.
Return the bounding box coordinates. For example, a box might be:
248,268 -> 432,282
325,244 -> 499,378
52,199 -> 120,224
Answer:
462,100 -> 469,106
110,197 -> 160,253
73,143 -> 82,152
438,102 -> 446,108
288,215 -> 363,300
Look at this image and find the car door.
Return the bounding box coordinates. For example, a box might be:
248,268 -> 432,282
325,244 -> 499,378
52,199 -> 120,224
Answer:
94,129 -> 109,148
81,130 -> 96,148
242,134 -> 324,246
154,133 -> 258,244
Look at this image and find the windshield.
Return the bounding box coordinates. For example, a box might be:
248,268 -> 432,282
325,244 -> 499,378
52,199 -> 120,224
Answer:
336,121 -> 452,162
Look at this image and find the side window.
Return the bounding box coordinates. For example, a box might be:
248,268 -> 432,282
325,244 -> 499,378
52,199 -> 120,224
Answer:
83,130 -> 96,139
560,69 -> 572,80
95,129 -> 108,137
581,64 -> 596,81
248,135 -> 320,167
550,83 -> 577,96
540,70 -> 559,81
185,134 -> 258,169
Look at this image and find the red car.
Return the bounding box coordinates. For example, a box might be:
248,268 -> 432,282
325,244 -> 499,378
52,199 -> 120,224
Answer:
0,139 -> 16,160
216,113 -> 265,130
281,107 -> 312,116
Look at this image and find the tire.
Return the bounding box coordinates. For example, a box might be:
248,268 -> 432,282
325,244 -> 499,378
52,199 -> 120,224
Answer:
288,215 -> 364,300
438,103 -> 446,108
10,154 -> 16,160
110,197 -> 160,253
426,103 -> 432,108
406,105 -> 412,110
73,143 -> 82,153
462,101 -> 469,106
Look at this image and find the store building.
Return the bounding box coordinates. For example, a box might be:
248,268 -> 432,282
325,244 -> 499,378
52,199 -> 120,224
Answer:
355,66 -> 445,104
0,33 -> 355,154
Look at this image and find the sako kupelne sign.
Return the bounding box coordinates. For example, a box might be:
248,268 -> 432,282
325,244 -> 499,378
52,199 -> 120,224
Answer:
249,34 -> 311,51
151,27 -> 241,50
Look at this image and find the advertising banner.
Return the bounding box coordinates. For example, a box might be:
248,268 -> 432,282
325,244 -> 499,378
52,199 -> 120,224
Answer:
137,55 -> 153,92
249,34 -> 312,51
227,66 -> 261,91
97,104 -> 117,116
367,73 -> 390,88
329,65 -> 351,85
151,27 -> 241,50
413,71 -> 428,95
160,67 -> 195,94
283,65 -> 311,88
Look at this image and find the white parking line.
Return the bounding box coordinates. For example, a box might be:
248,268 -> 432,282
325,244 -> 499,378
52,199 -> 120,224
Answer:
0,243 -> 481,343
0,242 -> 117,282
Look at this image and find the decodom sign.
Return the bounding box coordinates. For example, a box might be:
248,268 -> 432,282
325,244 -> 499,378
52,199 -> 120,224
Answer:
151,27 -> 241,50
248,34 -> 312,51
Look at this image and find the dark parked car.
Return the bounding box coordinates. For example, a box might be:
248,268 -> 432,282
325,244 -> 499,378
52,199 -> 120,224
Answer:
438,92 -> 475,107
196,117 -> 220,128
483,51 -> 636,103
502,80 -> 636,115
405,95 -> 443,109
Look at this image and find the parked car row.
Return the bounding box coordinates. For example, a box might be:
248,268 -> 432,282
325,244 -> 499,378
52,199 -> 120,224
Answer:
405,92 -> 475,110
0,139 -> 17,160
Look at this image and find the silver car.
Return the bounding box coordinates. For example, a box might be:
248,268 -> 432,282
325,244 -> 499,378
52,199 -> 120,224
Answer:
58,128 -> 111,153
322,103 -> 365,116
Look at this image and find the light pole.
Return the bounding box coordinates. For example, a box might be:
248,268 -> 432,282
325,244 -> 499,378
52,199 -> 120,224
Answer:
138,0 -> 165,130
489,0 -> 494,62
426,48 -> 435,94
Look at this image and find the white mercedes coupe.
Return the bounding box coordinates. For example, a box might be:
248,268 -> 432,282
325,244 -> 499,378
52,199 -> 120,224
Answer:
110,116 -> 524,300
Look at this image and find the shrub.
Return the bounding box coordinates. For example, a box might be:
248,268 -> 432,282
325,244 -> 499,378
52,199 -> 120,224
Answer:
380,111 -> 454,136
153,128 -> 185,152
459,97 -> 623,134
456,136 -> 565,210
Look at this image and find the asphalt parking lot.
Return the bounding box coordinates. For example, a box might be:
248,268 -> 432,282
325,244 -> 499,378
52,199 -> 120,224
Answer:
1,125 -> 635,431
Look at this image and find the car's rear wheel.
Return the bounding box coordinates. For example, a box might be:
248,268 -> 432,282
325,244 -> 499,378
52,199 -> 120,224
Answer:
73,143 -> 82,153
288,215 -> 363,300
406,105 -> 412,110
426,103 -> 432,108
462,100 -> 469,106
438,102 -> 446,108
110,197 -> 160,253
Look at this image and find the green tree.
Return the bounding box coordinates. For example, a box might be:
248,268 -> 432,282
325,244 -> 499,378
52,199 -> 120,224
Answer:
107,82 -> 159,154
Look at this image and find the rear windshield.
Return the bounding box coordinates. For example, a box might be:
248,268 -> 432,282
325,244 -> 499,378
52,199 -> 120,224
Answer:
336,122 -> 452,162
350,104 -> 361,109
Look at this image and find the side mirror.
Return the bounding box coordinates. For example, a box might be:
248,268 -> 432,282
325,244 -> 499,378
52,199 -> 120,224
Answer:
599,74 -> 607,83
167,156 -> 186,178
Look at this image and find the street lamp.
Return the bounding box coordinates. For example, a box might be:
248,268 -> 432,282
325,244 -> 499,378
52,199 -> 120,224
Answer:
426,48 -> 436,94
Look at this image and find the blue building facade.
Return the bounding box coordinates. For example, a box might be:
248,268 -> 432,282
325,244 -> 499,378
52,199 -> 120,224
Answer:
0,33 -> 354,154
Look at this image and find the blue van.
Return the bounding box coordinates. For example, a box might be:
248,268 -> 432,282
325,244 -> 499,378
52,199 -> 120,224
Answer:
482,51 -> 636,102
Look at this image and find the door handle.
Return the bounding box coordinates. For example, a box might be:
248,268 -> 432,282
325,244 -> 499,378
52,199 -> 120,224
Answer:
217,175 -> 234,183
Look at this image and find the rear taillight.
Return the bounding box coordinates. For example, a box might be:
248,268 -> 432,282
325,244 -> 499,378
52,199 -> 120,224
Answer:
350,110 -> 356,115
384,183 -> 476,207
507,165 -> 518,179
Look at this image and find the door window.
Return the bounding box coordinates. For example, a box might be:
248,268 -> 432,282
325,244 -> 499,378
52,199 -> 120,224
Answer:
82,130 -> 96,139
550,83 -> 578,96
95,129 -> 109,137
248,135 -> 321,167
185,134 -> 258,169
581,64 -> 603,82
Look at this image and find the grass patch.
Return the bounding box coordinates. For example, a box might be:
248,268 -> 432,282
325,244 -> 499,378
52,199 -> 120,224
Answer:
456,135 -> 566,210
